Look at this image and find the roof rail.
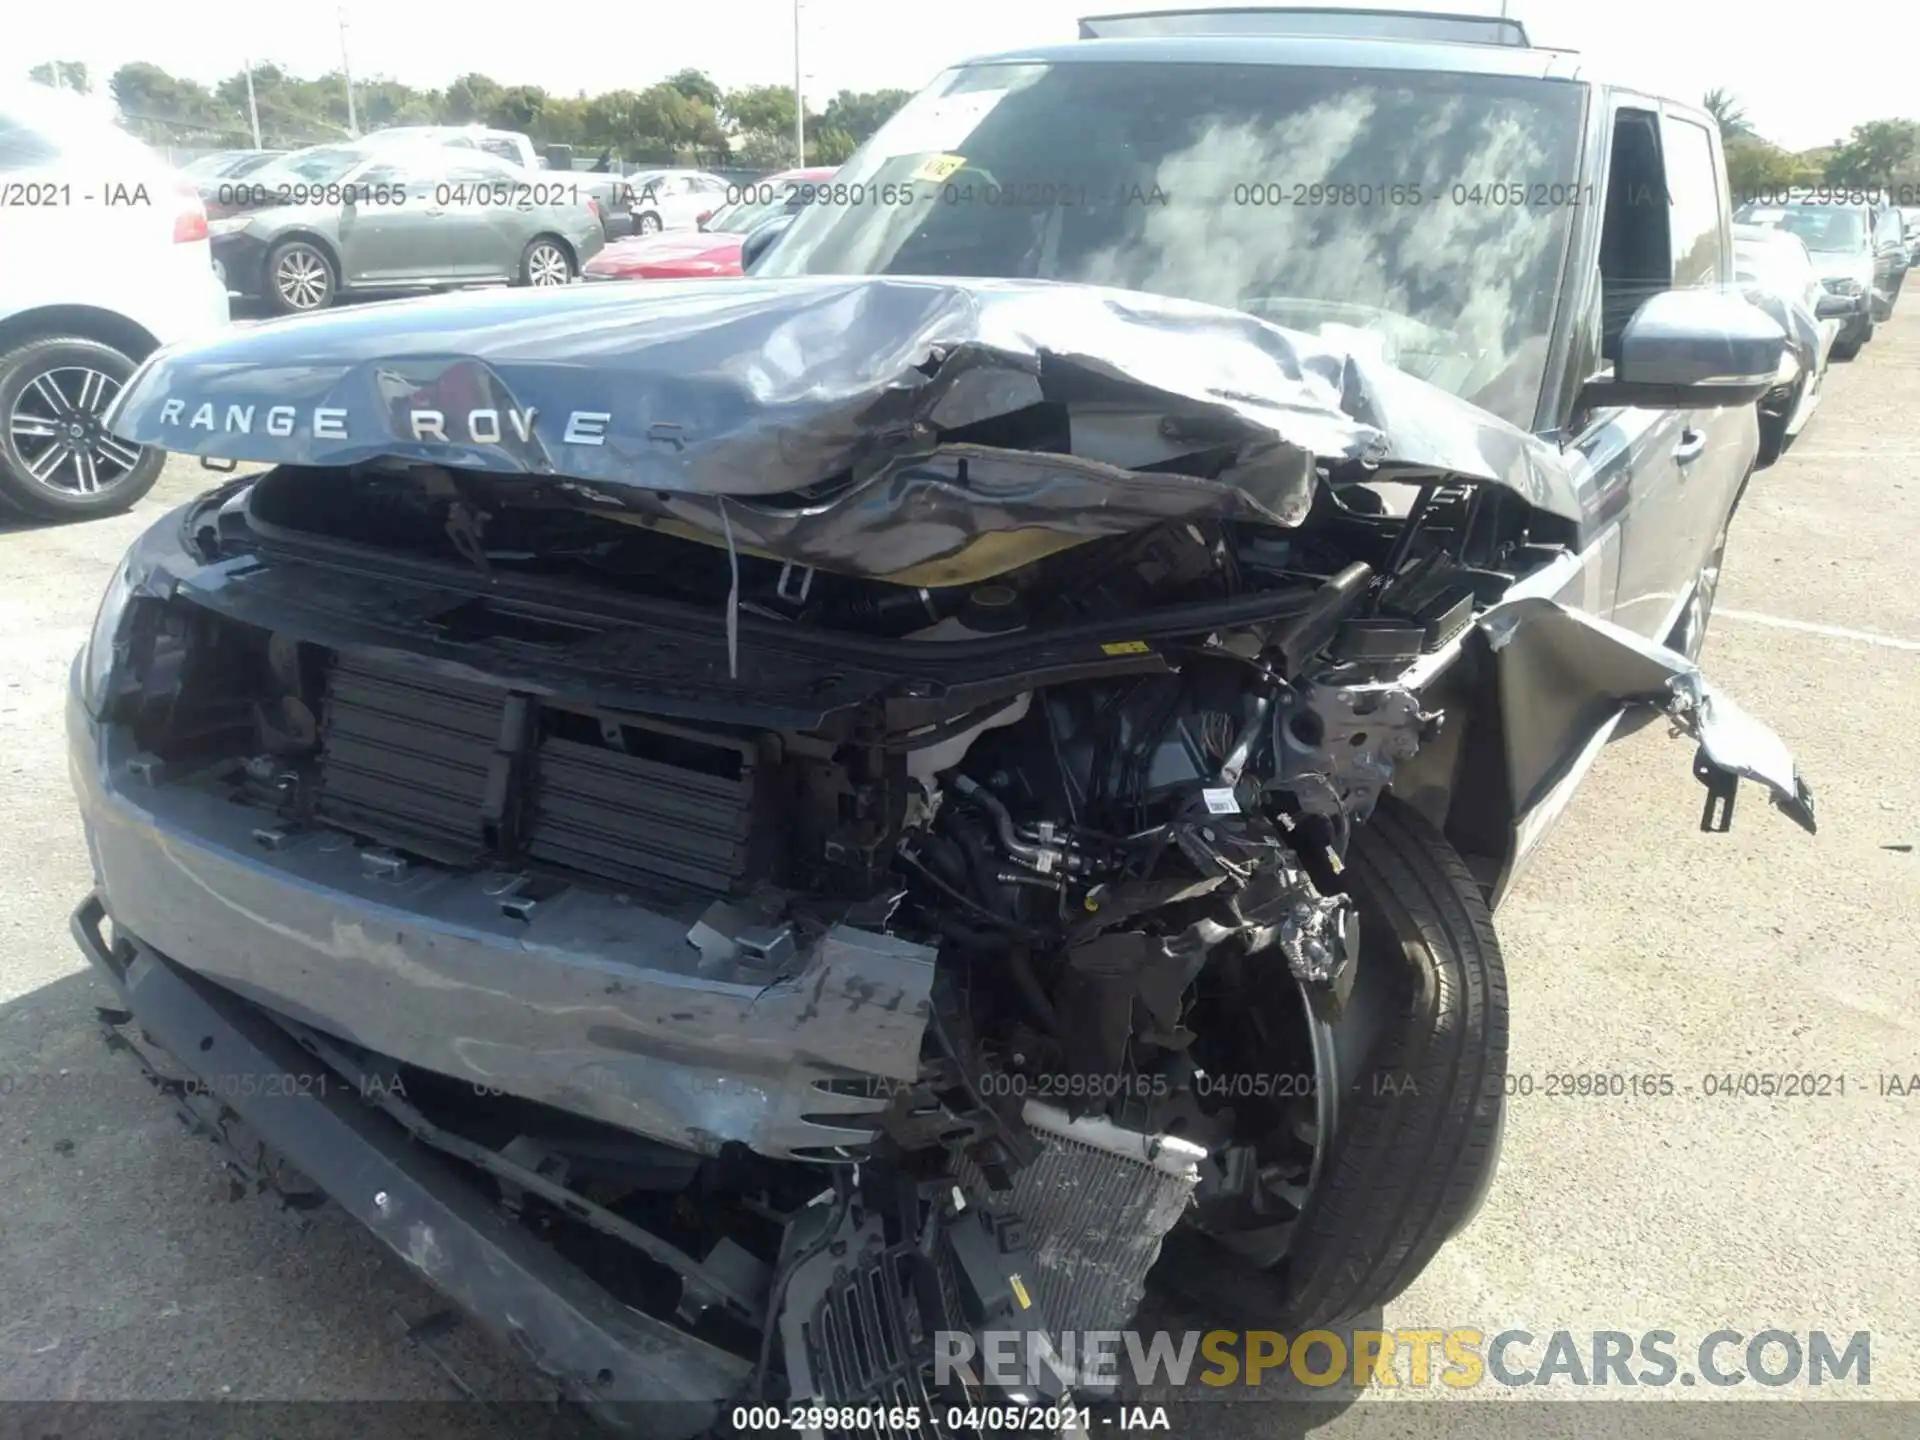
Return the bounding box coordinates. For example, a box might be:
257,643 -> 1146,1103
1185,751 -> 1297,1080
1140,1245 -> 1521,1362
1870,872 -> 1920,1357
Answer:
1077,8 -> 1533,46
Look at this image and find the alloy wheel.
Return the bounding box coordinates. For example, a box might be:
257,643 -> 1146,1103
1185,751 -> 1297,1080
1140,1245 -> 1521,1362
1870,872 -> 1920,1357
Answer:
637,213 -> 662,235
527,243 -> 570,286
274,246 -> 332,310
5,365 -> 144,496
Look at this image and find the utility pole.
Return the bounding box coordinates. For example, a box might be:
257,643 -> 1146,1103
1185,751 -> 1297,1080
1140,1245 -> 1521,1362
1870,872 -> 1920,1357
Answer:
338,10 -> 360,137
243,57 -> 262,148
792,0 -> 806,167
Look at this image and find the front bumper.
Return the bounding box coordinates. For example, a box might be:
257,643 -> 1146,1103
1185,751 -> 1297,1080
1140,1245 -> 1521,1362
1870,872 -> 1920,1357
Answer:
66,664 -> 935,1162
575,222 -> 608,267
69,894 -> 749,1432
210,231 -> 271,300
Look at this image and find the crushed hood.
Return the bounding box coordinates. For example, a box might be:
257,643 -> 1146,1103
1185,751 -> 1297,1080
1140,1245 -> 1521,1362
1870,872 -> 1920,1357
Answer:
107,277 -> 1583,582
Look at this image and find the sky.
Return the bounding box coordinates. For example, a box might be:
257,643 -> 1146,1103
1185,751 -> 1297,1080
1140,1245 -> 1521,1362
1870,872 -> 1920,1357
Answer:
8,0 -> 1900,154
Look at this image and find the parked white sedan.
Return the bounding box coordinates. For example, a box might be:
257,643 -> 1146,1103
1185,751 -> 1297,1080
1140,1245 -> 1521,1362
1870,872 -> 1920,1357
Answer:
0,83 -> 229,520
1734,222 -> 1852,465
622,169 -> 732,234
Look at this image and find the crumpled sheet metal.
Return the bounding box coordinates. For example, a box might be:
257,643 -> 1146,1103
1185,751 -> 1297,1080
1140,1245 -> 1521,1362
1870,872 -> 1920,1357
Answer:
604,443 -> 1313,587
1481,596 -> 1817,835
105,277 -> 1588,577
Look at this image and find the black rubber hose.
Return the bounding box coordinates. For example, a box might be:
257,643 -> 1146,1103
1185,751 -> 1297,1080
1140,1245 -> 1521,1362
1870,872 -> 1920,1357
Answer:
1007,944 -> 1062,1036
896,848 -> 1050,941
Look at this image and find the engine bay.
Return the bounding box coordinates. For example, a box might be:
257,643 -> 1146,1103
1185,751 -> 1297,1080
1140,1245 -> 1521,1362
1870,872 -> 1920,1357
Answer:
92,455 -> 1571,1413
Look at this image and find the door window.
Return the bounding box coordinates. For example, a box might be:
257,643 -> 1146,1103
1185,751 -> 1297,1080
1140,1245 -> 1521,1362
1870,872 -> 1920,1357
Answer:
1661,114 -> 1726,288
1596,109 -> 1671,358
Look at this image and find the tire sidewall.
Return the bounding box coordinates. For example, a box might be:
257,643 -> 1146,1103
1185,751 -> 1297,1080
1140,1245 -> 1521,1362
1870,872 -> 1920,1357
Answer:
0,337 -> 162,521
636,212 -> 662,236
265,239 -> 336,315
1151,799 -> 1509,1331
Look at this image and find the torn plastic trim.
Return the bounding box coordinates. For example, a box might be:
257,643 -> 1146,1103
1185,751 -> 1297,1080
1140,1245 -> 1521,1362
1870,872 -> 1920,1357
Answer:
1481,595 -> 1817,837
70,703 -> 939,1162
103,278 -> 1591,578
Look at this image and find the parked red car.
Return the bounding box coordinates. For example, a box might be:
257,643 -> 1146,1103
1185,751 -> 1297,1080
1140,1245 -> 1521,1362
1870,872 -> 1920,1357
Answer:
582,166 -> 835,280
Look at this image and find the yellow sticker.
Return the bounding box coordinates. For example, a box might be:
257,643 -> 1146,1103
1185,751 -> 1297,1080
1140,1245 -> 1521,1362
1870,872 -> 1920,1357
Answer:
1009,1274 -> 1033,1310
1101,640 -> 1151,655
912,153 -> 967,183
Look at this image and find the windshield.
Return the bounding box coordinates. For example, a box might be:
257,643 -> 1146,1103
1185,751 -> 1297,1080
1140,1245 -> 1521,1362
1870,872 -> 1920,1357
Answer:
1735,202 -> 1867,253
757,61 -> 1586,428
705,189 -> 795,235
226,152 -> 283,179
254,145 -> 369,186
180,151 -> 244,177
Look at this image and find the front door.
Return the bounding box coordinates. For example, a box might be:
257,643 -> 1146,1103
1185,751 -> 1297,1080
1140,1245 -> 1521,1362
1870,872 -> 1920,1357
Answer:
336,161 -> 456,285
1587,105 -> 1693,640
1656,108 -> 1752,630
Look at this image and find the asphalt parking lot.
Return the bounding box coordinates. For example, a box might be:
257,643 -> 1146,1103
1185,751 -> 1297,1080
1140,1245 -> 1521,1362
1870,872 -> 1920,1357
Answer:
0,312 -> 1915,1437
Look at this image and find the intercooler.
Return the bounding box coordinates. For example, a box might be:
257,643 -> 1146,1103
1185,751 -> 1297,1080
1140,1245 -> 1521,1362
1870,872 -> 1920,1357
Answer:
958,1101 -> 1206,1352
788,1101 -> 1204,1427
313,651 -> 772,902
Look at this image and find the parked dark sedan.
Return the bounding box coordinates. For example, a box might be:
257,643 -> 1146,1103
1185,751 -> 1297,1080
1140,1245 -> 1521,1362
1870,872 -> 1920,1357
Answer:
207,145 -> 604,313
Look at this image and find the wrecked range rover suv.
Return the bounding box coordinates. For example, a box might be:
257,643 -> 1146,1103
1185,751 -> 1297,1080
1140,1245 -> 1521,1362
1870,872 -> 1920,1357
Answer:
71,23 -> 1816,1439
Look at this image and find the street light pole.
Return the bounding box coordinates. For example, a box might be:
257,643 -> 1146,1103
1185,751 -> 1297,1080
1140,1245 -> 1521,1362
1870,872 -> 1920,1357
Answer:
793,0 -> 806,167
338,10 -> 360,137
244,58 -> 262,149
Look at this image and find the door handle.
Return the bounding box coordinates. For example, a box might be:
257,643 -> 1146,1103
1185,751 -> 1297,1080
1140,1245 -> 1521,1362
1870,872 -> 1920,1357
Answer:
421,207 -> 446,217
1672,428 -> 1707,466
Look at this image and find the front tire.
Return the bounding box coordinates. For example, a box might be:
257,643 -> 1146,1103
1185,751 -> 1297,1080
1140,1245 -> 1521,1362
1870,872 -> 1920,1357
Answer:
0,335 -> 163,521
1154,799 -> 1509,1328
634,211 -> 663,236
265,239 -> 337,314
1755,387 -> 1795,468
518,236 -> 574,288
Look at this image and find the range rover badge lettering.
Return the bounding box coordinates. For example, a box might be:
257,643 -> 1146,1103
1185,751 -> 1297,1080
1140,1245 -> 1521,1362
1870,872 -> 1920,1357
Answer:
155,401 -> 613,446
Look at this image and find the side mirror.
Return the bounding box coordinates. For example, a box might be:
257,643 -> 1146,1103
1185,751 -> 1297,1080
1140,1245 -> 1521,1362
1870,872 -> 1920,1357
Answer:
739,213 -> 795,273
1577,289 -> 1786,411
1815,291 -> 1857,319
695,209 -> 713,231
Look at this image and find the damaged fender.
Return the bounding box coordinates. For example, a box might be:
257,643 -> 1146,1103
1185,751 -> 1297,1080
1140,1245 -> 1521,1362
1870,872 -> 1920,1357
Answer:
1477,596 -> 1816,903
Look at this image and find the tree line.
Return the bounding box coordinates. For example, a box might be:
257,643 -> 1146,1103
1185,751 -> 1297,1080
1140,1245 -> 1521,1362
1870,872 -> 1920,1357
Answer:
1704,89 -> 1920,197
22,63 -> 1919,193
24,59 -> 913,168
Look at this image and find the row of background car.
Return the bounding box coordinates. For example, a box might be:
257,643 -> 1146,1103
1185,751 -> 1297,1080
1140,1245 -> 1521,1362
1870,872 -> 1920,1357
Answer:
182,130 -> 766,312
0,77 -> 1907,522
1730,191 -> 1914,466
